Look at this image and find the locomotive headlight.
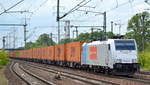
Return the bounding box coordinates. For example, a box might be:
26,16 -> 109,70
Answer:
115,59 -> 122,63
132,59 -> 138,63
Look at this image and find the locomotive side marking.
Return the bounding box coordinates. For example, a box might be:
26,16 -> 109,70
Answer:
90,46 -> 97,60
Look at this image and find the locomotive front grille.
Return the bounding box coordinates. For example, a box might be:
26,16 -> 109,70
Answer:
114,63 -> 139,73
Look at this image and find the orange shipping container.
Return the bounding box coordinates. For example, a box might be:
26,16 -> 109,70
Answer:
45,47 -> 48,60
32,48 -> 35,59
66,42 -> 83,63
35,48 -> 38,59
39,48 -> 42,60
38,48 -> 41,59
42,48 -> 45,60
43,47 -> 47,60
30,49 -> 32,59
55,44 -> 66,61
41,48 -> 43,59
47,46 -> 55,60
42,48 -> 44,60
36,48 -> 39,59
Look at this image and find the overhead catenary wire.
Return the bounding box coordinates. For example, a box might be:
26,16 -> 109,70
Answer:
21,0 -> 36,11
70,0 -> 101,20
57,0 -> 92,42
106,0 -> 134,12
26,27 -> 37,40
29,0 -> 49,19
71,0 -> 129,22
5,10 -> 32,14
21,0 -> 49,42
77,9 -> 104,15
26,26 -> 60,41
0,2 -> 21,20
59,0 -> 86,19
59,0 -> 92,19
0,0 -> 146,47
0,0 -> 24,15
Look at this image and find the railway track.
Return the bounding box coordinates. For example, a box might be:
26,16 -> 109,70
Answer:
10,62 -> 55,85
133,72 -> 150,82
84,68 -> 150,84
22,63 -> 120,85
81,69 -> 150,84
13,59 -> 150,85
29,62 -> 150,85
138,71 -> 150,76
114,74 -> 150,84
9,62 -> 29,85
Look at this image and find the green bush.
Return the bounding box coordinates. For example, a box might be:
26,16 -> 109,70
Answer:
0,50 -> 9,67
139,44 -> 150,71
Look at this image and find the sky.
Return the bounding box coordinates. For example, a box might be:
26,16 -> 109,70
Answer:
0,0 -> 149,48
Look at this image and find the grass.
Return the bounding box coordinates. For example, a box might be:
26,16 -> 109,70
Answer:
0,67 -> 8,85
0,50 -> 9,85
0,50 -> 9,67
139,44 -> 150,71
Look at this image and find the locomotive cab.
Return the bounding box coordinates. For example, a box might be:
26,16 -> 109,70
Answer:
109,39 -> 140,75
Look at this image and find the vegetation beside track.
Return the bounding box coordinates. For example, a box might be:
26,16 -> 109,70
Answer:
0,50 -> 9,85
139,44 -> 150,71
0,50 -> 9,68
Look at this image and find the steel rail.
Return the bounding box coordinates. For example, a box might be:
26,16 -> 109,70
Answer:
23,63 -> 120,85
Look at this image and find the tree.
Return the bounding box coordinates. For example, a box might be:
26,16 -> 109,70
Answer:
24,33 -> 56,49
0,50 -> 9,67
36,33 -> 56,47
126,11 -> 150,51
24,42 -> 34,49
75,31 -> 115,42
106,32 -> 115,38
59,38 -> 74,44
76,32 -> 92,42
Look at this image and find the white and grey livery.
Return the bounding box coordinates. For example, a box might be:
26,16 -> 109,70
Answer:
82,39 -> 139,75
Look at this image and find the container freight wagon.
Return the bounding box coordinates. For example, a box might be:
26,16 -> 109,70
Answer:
29,49 -> 33,61
46,46 -> 55,64
23,49 -> 32,61
9,52 -> 17,58
41,46 -> 55,64
15,50 -> 27,60
41,47 -> 46,62
38,48 -> 45,63
54,44 -> 66,66
19,50 -> 26,60
66,42 -> 83,67
32,48 -> 39,62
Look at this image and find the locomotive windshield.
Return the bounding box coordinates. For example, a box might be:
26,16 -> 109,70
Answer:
115,40 -> 136,50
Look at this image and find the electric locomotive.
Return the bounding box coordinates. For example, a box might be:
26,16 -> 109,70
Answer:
82,39 -> 139,75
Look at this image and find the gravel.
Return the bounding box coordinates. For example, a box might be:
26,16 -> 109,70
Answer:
22,64 -> 92,85
13,59 -> 150,85
4,61 -> 27,85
